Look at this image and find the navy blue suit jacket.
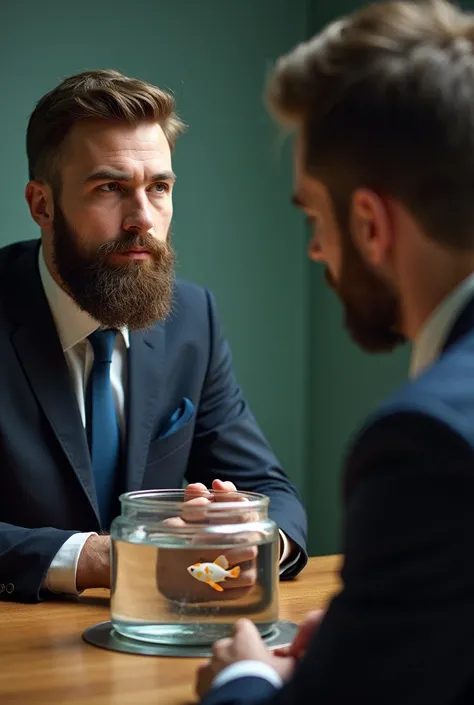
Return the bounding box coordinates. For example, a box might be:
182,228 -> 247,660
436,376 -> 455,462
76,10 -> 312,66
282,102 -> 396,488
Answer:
0,240 -> 307,602
203,297 -> 474,705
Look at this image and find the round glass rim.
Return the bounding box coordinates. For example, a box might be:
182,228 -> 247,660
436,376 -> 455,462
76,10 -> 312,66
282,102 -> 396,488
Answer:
118,488 -> 270,511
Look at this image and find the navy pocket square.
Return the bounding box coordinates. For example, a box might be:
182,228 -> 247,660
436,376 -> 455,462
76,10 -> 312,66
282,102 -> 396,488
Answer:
159,397 -> 194,439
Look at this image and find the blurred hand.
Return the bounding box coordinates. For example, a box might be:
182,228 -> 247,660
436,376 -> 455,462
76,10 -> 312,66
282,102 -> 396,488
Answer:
196,618 -> 296,698
156,480 -> 258,603
273,609 -> 325,659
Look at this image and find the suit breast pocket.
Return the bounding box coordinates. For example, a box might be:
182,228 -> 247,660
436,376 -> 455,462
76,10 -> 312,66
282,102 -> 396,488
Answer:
146,418 -> 195,465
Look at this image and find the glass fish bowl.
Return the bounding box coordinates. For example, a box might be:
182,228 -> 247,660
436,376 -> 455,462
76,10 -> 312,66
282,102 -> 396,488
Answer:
109,488 -> 280,645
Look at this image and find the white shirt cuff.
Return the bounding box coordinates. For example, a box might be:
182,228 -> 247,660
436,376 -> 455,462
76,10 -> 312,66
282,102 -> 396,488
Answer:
279,530 -> 291,563
212,660 -> 283,691
278,529 -> 301,575
43,532 -> 98,594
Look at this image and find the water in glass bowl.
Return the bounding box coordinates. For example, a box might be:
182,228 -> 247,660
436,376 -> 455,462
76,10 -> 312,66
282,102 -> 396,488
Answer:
111,533 -> 279,645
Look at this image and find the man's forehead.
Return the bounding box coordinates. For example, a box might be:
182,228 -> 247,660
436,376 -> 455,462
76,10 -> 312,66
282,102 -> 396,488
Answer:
292,135 -> 326,208
64,120 -> 171,168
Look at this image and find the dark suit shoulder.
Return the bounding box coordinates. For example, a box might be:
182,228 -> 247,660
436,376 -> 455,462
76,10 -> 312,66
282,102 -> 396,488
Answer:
0,239 -> 39,275
359,331 -> 474,446
165,278 -> 226,342
163,278 -> 214,336
344,338 -> 474,497
172,277 -> 209,310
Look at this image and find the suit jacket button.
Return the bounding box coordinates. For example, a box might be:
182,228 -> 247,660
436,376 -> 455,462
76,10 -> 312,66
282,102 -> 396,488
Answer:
6,584 -> 14,594
0,584 -> 4,594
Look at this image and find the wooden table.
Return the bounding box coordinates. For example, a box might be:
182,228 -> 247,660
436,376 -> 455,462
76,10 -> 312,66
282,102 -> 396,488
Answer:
0,555 -> 341,705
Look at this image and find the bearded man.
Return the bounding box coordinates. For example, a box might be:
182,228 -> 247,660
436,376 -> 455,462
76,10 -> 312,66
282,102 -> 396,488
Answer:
0,69 -> 307,603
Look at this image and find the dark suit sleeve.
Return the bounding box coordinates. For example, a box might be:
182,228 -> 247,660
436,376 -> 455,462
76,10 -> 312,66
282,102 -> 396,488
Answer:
185,289 -> 307,578
202,408 -> 474,705
202,677 -> 278,705
0,523 -> 77,602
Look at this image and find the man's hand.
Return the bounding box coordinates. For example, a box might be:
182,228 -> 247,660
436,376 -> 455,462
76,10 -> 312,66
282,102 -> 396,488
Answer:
273,609 -> 325,659
156,480 -> 258,603
76,535 -> 111,591
196,618 -> 296,698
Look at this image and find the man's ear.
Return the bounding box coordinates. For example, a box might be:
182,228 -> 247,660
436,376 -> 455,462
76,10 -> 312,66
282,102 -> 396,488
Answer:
25,181 -> 54,231
350,188 -> 392,266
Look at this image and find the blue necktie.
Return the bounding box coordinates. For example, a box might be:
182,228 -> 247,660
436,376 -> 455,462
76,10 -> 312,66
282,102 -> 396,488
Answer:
86,329 -> 120,527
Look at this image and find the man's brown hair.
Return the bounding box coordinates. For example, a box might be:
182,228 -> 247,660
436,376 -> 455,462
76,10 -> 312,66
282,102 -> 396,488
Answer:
268,0 -> 474,248
27,69 -> 185,186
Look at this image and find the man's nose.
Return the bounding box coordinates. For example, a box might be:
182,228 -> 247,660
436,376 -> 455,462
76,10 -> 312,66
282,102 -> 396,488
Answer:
122,194 -> 154,234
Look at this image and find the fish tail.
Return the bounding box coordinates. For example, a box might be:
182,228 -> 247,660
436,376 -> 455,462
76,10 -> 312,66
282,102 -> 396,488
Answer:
228,566 -> 240,578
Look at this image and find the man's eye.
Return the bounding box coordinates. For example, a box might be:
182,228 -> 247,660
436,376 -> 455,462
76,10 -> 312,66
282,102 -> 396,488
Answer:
152,183 -> 169,194
98,183 -> 120,192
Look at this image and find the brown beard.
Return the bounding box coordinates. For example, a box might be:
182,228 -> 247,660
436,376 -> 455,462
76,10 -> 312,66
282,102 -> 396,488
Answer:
52,200 -> 175,330
325,230 -> 406,353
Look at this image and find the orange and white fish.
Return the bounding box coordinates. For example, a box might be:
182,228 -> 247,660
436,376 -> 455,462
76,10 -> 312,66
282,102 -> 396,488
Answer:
187,554 -> 240,592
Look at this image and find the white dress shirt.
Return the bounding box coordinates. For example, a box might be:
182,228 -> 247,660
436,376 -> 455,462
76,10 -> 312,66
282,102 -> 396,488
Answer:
212,273 -> 474,691
37,247 -> 297,594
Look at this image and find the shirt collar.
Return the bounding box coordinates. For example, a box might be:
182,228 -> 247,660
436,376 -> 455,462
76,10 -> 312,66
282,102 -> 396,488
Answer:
38,245 -> 130,353
410,272 -> 474,379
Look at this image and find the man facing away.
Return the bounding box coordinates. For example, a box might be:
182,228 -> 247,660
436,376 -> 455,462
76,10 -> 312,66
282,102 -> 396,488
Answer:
196,1 -> 474,703
0,69 -> 307,603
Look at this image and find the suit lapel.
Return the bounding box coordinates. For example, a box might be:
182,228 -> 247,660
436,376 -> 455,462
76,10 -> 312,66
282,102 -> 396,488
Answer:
125,324 -> 165,491
8,243 -> 99,521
